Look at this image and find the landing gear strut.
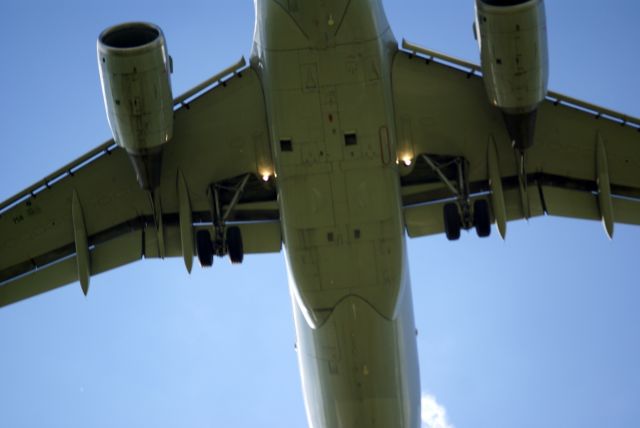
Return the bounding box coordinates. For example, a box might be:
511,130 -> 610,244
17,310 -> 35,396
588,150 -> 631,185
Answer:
422,155 -> 492,241
196,174 -> 250,267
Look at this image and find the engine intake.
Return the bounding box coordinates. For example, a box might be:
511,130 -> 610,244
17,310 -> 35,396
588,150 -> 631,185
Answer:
98,22 -> 173,189
475,0 -> 548,150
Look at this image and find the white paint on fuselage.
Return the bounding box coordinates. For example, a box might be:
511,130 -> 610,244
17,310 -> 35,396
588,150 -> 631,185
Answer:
252,1 -> 421,426
287,252 -> 421,427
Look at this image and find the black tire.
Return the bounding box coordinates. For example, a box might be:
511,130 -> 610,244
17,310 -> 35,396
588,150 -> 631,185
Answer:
226,226 -> 244,264
473,199 -> 491,238
443,203 -> 461,241
196,230 -> 214,267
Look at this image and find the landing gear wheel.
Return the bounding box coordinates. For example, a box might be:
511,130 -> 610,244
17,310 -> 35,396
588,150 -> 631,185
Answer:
226,226 -> 244,264
443,203 -> 461,241
196,230 -> 214,267
473,199 -> 491,238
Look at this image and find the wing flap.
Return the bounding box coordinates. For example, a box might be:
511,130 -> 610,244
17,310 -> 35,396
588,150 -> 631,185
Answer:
542,186 -> 640,226
615,198 -> 640,225
235,222 -> 282,254
0,231 -> 143,308
542,187 -> 600,221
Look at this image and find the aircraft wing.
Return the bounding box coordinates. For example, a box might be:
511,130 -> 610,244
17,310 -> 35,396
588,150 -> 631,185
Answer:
0,60 -> 280,308
395,41 -> 640,239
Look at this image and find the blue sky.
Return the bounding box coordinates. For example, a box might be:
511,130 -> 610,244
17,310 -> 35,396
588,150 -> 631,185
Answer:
1,1 -> 639,427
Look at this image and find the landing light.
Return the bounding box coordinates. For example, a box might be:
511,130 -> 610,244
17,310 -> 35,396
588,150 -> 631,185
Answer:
260,171 -> 272,182
401,155 -> 413,167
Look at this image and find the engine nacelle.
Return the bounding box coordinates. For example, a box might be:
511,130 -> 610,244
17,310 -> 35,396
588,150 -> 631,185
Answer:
475,0 -> 548,114
98,22 -> 173,189
475,0 -> 548,150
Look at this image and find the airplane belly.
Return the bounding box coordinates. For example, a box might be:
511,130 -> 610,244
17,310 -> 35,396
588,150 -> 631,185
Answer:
261,42 -> 406,326
280,163 -> 406,327
251,2 -> 420,425
290,267 -> 421,428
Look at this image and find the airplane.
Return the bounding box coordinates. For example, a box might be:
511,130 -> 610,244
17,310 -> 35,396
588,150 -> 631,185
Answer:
1,0 -> 640,428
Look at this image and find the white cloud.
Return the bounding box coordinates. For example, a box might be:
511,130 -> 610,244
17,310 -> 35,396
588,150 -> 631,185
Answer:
422,394 -> 454,428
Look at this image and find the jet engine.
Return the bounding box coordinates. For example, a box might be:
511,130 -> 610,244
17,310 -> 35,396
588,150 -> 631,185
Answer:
98,22 -> 173,189
474,0 -> 548,151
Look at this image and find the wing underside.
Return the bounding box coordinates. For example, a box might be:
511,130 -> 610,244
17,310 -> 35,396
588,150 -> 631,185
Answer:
393,42 -> 640,238
3,44 -> 639,306
0,62 -> 281,307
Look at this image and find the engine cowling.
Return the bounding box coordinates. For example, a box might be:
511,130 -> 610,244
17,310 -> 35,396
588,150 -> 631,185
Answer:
475,0 -> 549,150
98,22 -> 173,189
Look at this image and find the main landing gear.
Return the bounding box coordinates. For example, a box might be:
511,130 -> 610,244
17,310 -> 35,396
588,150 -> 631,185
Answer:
196,226 -> 244,267
196,230 -> 215,267
196,175 -> 250,267
422,155 -> 492,241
